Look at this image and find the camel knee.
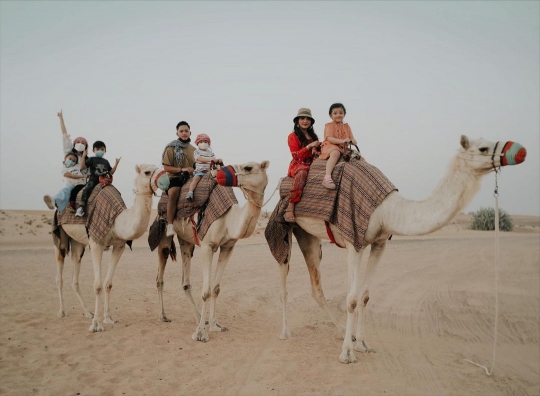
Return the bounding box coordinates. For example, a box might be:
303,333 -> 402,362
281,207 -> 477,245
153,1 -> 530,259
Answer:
183,284 -> 190,291
105,283 -> 113,292
71,281 -> 80,291
361,290 -> 369,307
202,290 -> 211,302
212,284 -> 220,297
94,283 -> 103,295
347,297 -> 358,313
156,279 -> 164,290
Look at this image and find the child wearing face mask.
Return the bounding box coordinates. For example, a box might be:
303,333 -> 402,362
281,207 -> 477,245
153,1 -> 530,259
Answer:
75,141 -> 121,217
186,134 -> 221,201
43,152 -> 87,212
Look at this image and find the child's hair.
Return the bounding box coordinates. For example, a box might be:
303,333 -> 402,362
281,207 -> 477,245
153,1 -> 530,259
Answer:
176,121 -> 190,131
93,141 -> 106,150
64,152 -> 78,164
329,103 -> 346,115
293,124 -> 318,148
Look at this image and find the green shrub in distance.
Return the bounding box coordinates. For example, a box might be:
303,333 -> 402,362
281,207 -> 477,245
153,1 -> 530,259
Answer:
469,207 -> 513,231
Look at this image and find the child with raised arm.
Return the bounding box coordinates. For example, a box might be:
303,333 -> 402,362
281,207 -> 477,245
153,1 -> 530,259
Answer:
186,133 -> 221,201
319,103 -> 357,189
75,141 -> 121,217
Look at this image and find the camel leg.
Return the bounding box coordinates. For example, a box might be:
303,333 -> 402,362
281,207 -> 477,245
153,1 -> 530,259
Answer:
55,246 -> 67,317
88,239 -> 106,332
293,227 -> 345,338
278,263 -> 291,339
355,239 -> 387,353
103,243 -> 125,324
209,245 -> 235,332
156,238 -> 171,322
339,242 -> 365,364
179,240 -> 200,324
192,244 -> 214,342
70,241 -> 93,318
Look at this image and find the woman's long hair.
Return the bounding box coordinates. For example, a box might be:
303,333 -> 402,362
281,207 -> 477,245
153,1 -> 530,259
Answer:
293,123 -> 318,147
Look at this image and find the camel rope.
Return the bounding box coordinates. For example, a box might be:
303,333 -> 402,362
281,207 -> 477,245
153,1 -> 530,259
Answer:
240,178 -> 282,208
464,169 -> 500,376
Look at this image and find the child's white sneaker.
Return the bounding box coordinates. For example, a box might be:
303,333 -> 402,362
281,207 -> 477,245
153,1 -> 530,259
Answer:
166,224 -> 175,237
43,195 -> 55,210
322,176 -> 336,190
75,207 -> 85,217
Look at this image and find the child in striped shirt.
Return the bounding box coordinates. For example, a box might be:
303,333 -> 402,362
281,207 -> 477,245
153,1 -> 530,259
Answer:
186,134 -> 221,201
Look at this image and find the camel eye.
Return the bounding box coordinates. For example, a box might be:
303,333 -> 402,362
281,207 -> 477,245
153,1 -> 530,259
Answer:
244,166 -> 253,172
144,171 -> 151,175
479,147 -> 489,153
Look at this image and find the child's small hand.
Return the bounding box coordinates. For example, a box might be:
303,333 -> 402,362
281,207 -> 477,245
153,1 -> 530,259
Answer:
115,157 -> 122,165
57,109 -> 63,118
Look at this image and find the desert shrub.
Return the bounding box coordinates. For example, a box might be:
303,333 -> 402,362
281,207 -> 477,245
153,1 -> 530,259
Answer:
469,207 -> 513,231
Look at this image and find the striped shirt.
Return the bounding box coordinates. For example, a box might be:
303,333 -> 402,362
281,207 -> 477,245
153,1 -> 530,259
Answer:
194,147 -> 214,172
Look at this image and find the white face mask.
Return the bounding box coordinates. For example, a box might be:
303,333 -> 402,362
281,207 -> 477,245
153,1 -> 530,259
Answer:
198,142 -> 209,150
74,143 -> 85,152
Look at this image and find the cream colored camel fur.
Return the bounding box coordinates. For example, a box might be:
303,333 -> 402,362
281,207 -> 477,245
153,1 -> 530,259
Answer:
54,164 -> 168,332
278,136 -> 526,364
155,161 -> 269,342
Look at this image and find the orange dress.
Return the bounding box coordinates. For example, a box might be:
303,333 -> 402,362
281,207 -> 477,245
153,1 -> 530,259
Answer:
319,122 -> 355,160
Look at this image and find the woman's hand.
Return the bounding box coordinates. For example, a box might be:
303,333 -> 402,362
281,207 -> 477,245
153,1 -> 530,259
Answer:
82,150 -> 87,158
308,141 -> 320,149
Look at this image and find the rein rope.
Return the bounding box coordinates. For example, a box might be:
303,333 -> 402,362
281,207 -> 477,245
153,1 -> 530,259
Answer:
464,169 -> 501,376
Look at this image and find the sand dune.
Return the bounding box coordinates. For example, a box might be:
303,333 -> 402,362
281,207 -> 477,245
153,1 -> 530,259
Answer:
0,210 -> 538,395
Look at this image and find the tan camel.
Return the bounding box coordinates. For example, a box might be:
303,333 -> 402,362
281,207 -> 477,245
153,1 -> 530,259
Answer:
277,136 -> 526,363
155,161 -> 269,342
54,164 -> 169,332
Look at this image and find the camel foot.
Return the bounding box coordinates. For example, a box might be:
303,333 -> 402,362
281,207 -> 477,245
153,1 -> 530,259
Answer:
279,329 -> 292,340
339,349 -> 358,364
84,310 -> 94,319
209,323 -> 228,332
340,329 -> 356,342
191,329 -> 209,343
89,321 -> 104,333
57,310 -> 66,318
103,317 -> 117,325
159,314 -> 172,323
355,340 -> 375,353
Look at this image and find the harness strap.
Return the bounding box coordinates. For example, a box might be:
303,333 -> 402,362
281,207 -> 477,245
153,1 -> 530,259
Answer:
325,221 -> 345,248
189,214 -> 201,247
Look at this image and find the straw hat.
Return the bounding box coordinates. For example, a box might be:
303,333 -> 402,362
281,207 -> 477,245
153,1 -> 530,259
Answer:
293,108 -> 315,125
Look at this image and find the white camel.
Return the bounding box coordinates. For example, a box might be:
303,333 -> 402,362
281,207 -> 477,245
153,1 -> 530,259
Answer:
53,164 -> 169,332
277,136 -> 526,364
155,161 -> 269,342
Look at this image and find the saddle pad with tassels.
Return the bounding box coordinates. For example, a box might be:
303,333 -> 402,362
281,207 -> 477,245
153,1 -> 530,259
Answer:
52,184 -> 105,249
85,184 -> 127,246
265,157 -> 397,264
148,173 -> 237,250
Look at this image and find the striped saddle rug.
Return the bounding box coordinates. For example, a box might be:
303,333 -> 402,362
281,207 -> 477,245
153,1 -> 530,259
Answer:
148,173 -> 237,251
52,184 -> 128,249
265,157 -> 397,264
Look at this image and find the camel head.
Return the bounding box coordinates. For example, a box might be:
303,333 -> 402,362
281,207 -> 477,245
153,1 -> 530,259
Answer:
459,135 -> 526,175
134,164 -> 170,195
215,161 -> 270,192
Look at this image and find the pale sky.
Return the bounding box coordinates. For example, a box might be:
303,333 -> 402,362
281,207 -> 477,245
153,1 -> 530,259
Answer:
1,1 -> 539,216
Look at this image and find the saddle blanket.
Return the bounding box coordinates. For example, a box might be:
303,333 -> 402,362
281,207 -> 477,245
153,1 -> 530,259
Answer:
148,173 -> 237,250
265,157 -> 397,264
52,184 -> 128,249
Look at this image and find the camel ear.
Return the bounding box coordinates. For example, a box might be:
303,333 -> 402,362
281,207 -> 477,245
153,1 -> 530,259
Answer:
460,135 -> 469,150
260,160 -> 270,170
135,164 -> 141,174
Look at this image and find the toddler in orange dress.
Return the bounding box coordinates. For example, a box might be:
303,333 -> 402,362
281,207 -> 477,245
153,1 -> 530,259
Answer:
318,103 -> 357,189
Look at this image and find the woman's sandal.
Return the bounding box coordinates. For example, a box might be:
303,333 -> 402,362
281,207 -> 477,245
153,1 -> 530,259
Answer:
284,209 -> 296,223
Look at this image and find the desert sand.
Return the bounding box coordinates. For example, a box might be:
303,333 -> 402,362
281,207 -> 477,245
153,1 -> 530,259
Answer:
0,209 -> 539,396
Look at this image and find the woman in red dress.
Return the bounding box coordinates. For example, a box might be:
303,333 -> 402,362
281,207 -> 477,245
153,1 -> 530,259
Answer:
285,108 -> 321,222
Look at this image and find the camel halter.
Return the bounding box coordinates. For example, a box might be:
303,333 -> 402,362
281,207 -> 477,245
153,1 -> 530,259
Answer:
464,169 -> 501,376
134,168 -> 167,196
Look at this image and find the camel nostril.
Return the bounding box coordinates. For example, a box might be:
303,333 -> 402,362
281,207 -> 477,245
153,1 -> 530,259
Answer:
515,147 -> 527,164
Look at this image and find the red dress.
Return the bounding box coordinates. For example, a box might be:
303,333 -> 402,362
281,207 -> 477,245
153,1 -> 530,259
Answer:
287,132 -> 318,203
